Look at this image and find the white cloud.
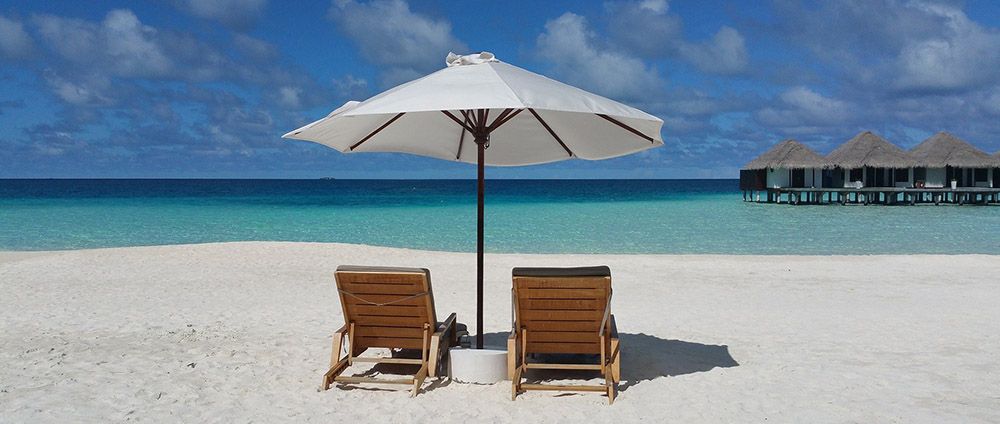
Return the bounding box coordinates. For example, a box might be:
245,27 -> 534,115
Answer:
277,86 -> 302,109
333,74 -> 369,99
756,87 -> 852,132
34,10 -> 174,79
233,33 -> 278,61
0,15 -> 33,59
536,13 -> 663,100
606,1 -> 747,75
43,71 -> 112,106
638,0 -> 669,13
773,0 -> 1000,93
677,26 -> 748,75
329,0 -> 467,86
895,3 -> 1000,91
173,0 -> 267,30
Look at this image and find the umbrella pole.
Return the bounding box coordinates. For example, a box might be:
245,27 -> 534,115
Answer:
476,139 -> 485,349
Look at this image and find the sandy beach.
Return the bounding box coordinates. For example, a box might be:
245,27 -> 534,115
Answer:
1,242 -> 998,422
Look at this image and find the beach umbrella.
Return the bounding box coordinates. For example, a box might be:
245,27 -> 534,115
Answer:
283,52 -> 663,348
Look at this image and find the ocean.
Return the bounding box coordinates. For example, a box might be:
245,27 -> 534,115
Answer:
1,179 -> 997,254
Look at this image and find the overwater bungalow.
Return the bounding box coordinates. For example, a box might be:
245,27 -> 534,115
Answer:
996,151 -> 1000,186
825,131 -> 916,189
741,130 -> 1000,205
739,140 -> 827,202
909,132 -> 999,189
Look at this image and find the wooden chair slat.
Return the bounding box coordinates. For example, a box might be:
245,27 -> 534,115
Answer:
520,310 -> 604,321
349,304 -> 428,317
516,288 -> 606,299
526,341 -> 602,354
514,277 -> 610,289
357,336 -> 425,350
527,331 -> 599,343
338,282 -> 425,295
352,315 -> 430,327
342,295 -> 427,307
522,299 -> 605,310
354,326 -> 426,339
520,320 -> 601,332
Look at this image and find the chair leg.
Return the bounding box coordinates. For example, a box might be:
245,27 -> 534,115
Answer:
606,374 -> 616,405
321,357 -> 349,390
511,366 -> 522,400
321,328 -> 348,390
610,339 -> 621,383
411,363 -> 428,397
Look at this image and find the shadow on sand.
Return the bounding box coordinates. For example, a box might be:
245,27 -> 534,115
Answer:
482,331 -> 738,392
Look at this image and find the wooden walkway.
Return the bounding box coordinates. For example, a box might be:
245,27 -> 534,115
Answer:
743,187 -> 1000,205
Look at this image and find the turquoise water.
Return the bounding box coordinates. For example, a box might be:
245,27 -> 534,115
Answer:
1,179 -> 997,254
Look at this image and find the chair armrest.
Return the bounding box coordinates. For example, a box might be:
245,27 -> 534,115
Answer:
434,313 -> 458,341
429,313 -> 457,378
607,315 -> 621,382
507,329 -> 519,380
333,323 -> 349,336
608,315 -> 618,341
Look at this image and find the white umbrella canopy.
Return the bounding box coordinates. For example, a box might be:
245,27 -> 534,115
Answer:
284,52 -> 664,348
284,52 -> 663,165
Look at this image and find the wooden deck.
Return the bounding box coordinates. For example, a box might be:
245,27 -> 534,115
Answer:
743,187 -> 1000,205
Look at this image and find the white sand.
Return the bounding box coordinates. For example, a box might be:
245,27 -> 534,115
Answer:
1,242 -> 998,422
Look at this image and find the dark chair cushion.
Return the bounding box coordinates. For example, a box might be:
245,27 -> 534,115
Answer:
336,265 -> 430,275
512,266 -> 611,277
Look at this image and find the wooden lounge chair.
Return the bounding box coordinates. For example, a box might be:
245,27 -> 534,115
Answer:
321,265 -> 459,396
508,266 -> 621,404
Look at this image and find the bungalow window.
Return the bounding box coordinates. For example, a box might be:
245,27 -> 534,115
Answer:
894,168 -> 908,182
913,167 -> 927,181
849,168 -> 863,181
974,168 -> 988,182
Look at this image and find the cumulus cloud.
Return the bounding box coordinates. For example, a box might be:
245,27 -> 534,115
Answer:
232,33 -> 278,62
606,1 -> 748,74
1,6 -> 338,178
536,12 -> 664,100
677,27 -> 748,75
172,0 -> 267,30
606,0 -> 682,57
329,0 -> 467,86
756,87 -> 853,134
894,2 -> 1000,92
0,15 -> 33,59
33,10 -> 223,82
333,74 -> 369,99
772,0 -> 1000,93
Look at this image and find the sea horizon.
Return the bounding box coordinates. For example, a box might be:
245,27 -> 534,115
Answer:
2,178 -> 997,254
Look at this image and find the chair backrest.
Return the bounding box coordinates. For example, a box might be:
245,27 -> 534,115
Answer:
512,266 -> 612,355
335,265 -> 438,351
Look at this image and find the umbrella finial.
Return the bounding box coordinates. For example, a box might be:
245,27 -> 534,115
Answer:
446,51 -> 498,67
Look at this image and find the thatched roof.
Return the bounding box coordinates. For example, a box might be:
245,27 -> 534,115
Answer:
743,139 -> 827,170
825,131 -> 915,169
910,132 -> 1000,168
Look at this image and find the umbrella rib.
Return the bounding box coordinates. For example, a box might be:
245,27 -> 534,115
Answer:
527,108 -> 573,157
488,108 -> 513,131
477,109 -> 487,134
487,108 -> 522,133
442,110 -> 477,133
596,114 -> 655,144
349,112 -> 406,151
456,115 -> 473,160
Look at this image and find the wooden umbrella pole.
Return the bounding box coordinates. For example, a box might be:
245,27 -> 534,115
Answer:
476,135 -> 485,349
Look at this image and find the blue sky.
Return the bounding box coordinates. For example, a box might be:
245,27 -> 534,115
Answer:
1,0 -> 999,178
